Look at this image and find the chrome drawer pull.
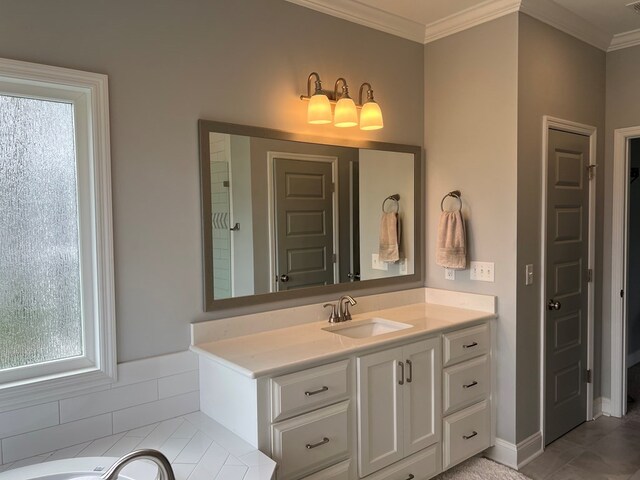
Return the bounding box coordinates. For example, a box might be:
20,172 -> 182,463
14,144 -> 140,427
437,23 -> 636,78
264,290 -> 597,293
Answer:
305,386 -> 329,397
398,361 -> 405,385
463,381 -> 478,389
405,475 -> 415,480
463,342 -> 478,349
406,359 -> 413,383
463,431 -> 478,440
306,437 -> 330,449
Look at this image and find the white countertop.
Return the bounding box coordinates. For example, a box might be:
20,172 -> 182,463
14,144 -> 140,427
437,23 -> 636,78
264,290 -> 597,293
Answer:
191,303 -> 495,378
0,412 -> 276,480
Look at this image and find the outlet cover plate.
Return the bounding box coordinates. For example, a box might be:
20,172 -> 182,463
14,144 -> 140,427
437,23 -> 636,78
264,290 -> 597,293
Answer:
372,253 -> 389,271
445,268 -> 455,280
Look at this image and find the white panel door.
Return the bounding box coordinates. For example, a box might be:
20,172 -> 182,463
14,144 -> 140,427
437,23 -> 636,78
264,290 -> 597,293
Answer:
402,338 -> 440,456
357,347 -> 404,477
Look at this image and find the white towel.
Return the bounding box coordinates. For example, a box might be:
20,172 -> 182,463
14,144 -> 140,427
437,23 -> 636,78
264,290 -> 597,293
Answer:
436,210 -> 466,269
379,212 -> 401,262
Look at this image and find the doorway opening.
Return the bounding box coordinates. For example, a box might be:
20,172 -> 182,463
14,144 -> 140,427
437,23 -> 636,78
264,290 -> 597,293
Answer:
611,127 -> 640,418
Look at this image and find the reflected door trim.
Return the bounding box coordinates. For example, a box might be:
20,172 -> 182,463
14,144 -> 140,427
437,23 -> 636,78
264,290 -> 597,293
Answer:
540,116 -> 596,444
267,152 -> 339,292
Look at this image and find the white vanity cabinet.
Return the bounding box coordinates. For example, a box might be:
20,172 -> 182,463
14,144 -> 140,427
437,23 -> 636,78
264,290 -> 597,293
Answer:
441,323 -> 492,470
197,317 -> 494,480
356,338 -> 440,478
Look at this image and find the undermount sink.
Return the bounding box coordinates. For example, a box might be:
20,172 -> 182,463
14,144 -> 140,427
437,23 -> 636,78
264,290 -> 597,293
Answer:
322,317 -> 413,339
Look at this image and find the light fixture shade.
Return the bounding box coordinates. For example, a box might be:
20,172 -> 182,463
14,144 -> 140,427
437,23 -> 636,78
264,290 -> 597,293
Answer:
334,97 -> 358,127
307,94 -> 332,124
360,101 -> 384,130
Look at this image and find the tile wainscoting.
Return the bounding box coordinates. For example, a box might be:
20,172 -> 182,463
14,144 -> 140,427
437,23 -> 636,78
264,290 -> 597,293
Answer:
0,351 -> 199,466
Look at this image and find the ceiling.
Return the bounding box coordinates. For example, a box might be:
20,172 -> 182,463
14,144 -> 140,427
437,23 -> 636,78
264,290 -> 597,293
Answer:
286,0 -> 640,51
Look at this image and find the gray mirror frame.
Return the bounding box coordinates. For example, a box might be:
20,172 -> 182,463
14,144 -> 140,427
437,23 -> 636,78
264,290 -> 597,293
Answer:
199,119 -> 424,313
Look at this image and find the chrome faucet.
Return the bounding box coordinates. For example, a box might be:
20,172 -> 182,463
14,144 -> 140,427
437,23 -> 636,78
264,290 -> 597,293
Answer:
338,295 -> 357,321
101,449 -> 175,480
323,303 -> 339,323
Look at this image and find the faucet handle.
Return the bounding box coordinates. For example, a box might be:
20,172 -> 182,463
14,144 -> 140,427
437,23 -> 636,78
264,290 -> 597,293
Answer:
323,303 -> 339,323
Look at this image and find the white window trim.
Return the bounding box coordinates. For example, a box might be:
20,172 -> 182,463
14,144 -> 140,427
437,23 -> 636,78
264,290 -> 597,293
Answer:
0,58 -> 116,411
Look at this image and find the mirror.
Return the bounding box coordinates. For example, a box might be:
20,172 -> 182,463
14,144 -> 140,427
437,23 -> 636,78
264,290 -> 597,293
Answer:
199,120 -> 422,311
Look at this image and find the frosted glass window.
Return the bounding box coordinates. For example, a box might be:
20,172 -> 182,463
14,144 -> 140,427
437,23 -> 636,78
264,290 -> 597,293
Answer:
0,95 -> 83,370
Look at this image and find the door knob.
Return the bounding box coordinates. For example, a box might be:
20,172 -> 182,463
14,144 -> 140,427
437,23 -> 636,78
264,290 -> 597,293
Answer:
547,299 -> 561,311
279,274 -> 290,282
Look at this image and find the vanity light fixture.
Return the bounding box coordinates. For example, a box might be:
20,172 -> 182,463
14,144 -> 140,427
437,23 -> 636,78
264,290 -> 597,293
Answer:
305,72 -> 332,125
333,77 -> 358,128
358,82 -> 384,131
300,72 -> 384,130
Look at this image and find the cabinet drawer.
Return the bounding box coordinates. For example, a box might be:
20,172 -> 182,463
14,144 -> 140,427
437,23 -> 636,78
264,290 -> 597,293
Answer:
272,401 -> 349,480
362,444 -> 439,480
271,360 -> 350,422
443,355 -> 489,415
443,323 -> 489,366
301,459 -> 351,480
443,400 -> 490,470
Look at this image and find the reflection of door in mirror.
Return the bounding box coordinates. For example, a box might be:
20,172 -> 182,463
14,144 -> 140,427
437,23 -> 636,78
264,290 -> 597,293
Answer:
270,154 -> 338,291
209,133 -> 255,300
209,133 -> 233,299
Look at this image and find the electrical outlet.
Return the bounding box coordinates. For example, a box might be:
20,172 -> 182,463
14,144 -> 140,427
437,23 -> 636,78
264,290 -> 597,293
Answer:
399,259 -> 408,275
470,261 -> 495,282
445,268 -> 455,280
371,253 -> 388,271
525,264 -> 534,286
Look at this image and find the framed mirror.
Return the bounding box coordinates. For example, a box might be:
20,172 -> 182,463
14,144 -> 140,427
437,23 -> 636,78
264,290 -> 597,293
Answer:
199,120 -> 422,312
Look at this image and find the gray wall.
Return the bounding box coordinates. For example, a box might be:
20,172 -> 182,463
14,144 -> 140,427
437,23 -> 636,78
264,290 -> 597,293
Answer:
424,14 -> 519,444
604,44 -> 640,396
0,0 -> 424,362
516,14 -> 606,442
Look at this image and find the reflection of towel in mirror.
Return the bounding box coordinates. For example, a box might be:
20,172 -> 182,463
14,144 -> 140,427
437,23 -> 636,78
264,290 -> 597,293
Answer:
379,212 -> 401,262
436,211 -> 466,269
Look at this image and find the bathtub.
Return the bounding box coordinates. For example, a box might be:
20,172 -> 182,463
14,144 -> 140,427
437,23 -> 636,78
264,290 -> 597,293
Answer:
0,457 -> 158,480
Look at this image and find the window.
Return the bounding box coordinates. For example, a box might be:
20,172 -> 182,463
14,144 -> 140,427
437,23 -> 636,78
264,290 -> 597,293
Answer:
0,58 -> 115,406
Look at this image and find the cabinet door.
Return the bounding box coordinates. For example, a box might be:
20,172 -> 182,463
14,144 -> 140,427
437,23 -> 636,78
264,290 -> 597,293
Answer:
357,346 -> 404,477
402,338 -> 441,457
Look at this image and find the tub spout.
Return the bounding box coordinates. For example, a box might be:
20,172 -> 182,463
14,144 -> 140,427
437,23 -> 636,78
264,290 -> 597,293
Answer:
101,449 -> 175,480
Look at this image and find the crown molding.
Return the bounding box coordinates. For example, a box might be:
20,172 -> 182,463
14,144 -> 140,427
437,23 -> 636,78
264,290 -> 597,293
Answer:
284,0 -> 425,43
286,0 -> 624,52
519,0 -> 611,51
609,28 -> 640,51
423,0 -> 520,44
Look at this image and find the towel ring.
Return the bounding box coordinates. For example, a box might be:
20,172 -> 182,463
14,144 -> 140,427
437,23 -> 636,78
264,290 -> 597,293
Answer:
382,194 -> 400,213
440,190 -> 462,212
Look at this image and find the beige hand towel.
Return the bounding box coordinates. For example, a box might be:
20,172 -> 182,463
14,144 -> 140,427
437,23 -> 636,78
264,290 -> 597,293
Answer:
436,210 -> 466,269
379,212 -> 401,262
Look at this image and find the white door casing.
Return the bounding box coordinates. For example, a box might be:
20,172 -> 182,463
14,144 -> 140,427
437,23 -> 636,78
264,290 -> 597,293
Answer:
610,126 -> 640,418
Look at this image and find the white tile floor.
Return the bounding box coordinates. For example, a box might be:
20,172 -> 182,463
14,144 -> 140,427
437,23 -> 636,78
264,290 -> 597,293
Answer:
0,412 -> 275,480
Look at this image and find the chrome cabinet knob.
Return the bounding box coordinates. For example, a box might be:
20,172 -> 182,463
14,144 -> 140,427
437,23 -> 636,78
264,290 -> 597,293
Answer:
280,274 -> 289,282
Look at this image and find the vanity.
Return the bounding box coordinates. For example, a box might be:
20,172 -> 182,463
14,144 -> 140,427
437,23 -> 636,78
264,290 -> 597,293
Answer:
191,295 -> 495,480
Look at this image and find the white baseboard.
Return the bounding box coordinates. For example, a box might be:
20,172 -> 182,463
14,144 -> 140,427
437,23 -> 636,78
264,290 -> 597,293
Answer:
594,396 -> 611,418
628,350 -> 640,368
485,431 -> 543,470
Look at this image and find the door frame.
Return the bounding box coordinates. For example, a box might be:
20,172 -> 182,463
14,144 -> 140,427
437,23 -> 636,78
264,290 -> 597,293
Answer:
540,116 -> 597,444
266,151 -> 339,292
610,126 -> 640,417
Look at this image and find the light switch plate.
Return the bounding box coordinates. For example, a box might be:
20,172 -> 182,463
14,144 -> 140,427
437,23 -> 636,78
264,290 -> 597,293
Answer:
371,253 -> 388,271
525,264 -> 534,286
470,261 -> 494,282
445,268 -> 455,280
